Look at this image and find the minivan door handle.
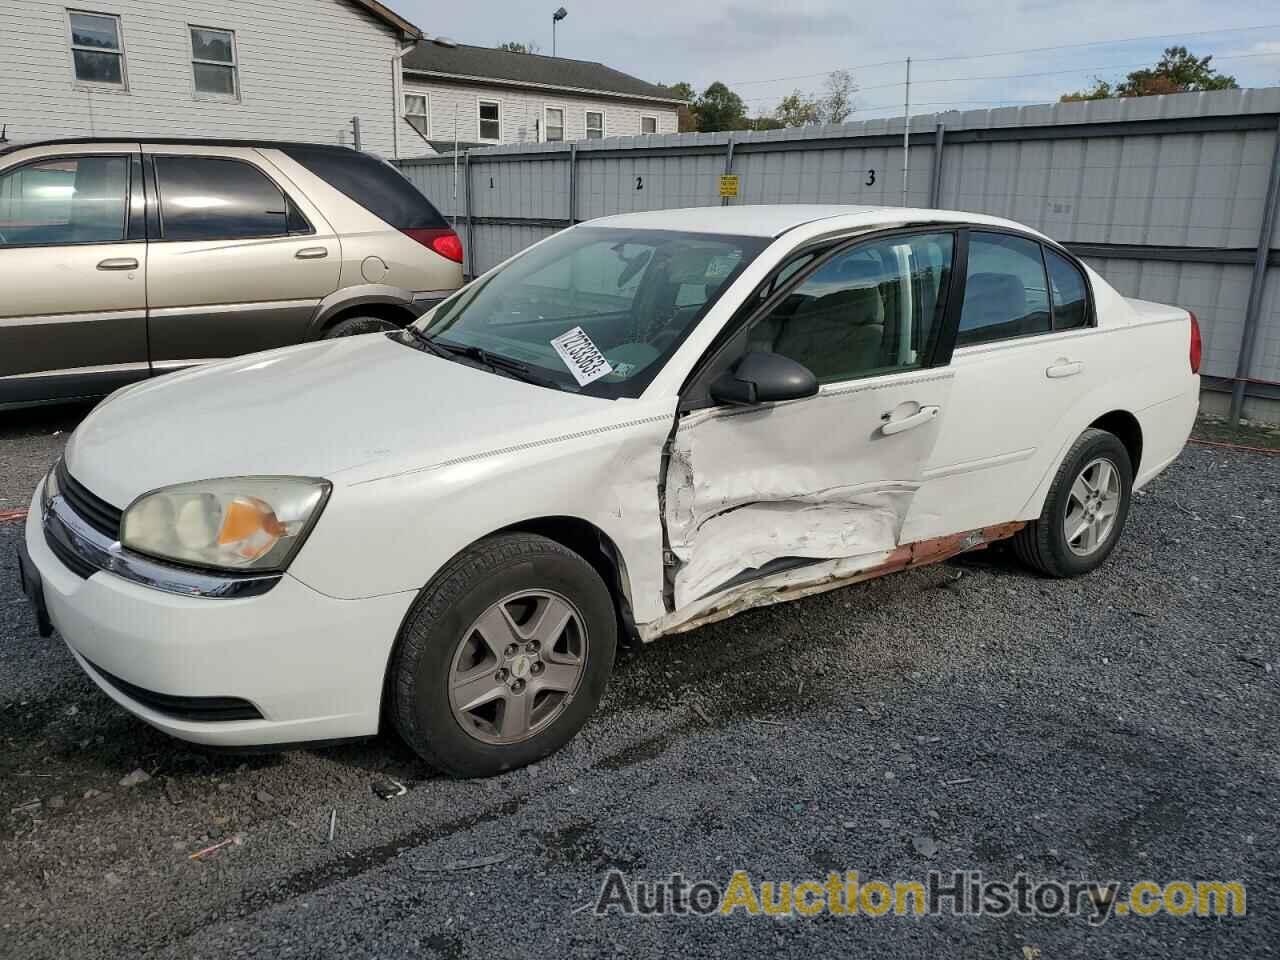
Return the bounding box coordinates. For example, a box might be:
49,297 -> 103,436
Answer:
295,247 -> 329,260
96,257 -> 139,271
1046,359 -> 1084,379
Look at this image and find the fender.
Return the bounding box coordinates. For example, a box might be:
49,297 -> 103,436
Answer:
306,283 -> 418,339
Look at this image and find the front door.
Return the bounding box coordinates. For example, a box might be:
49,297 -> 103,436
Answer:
0,147 -> 149,405
664,230 -> 960,609
143,147 -> 340,368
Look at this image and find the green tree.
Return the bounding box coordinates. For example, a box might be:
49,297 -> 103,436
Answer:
1062,46 -> 1237,101
497,41 -> 540,54
694,81 -> 749,132
775,90 -> 821,127
819,69 -> 856,124
665,81 -> 699,132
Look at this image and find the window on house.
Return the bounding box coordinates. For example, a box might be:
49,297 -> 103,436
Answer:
640,116 -> 657,134
544,107 -> 564,142
479,100 -> 501,141
586,111 -> 603,139
190,26 -> 238,98
405,94 -> 429,136
68,10 -> 126,86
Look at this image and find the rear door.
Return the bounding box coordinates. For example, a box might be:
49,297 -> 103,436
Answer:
142,146 -> 340,368
900,230 -> 1102,542
664,229 -> 960,609
0,145 -> 148,404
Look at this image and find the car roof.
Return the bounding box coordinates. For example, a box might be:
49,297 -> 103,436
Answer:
581,204 -> 1049,240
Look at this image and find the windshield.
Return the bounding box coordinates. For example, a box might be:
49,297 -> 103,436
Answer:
412,227 -> 768,398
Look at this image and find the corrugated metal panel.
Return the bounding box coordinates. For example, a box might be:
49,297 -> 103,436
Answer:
471,157 -> 569,220
471,223 -> 563,274
1083,258 -> 1250,379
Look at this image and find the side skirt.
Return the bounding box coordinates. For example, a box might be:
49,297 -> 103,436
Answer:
637,521 -> 1025,642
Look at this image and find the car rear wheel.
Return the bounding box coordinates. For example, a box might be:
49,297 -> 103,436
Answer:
1011,428 -> 1133,578
323,315 -> 401,338
389,533 -> 616,778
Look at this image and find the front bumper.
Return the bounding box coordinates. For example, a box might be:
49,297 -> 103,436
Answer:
24,483 -> 416,747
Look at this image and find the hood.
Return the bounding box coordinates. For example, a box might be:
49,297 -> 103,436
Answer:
65,334 -> 615,509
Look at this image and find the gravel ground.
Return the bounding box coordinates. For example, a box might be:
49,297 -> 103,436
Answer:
1,408 -> 1277,959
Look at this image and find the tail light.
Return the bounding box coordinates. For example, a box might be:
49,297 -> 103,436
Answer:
401,227 -> 463,264
1188,310 -> 1202,374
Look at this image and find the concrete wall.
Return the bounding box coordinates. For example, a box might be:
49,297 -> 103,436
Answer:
1,0 -> 401,156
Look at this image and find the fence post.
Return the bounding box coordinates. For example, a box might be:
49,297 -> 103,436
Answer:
568,142 -> 578,226
1230,116 -> 1280,423
929,122 -> 946,208
721,134 -> 735,206
463,150 -> 475,279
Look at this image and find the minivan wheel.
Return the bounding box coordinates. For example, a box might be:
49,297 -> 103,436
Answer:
390,533 -> 616,778
323,315 -> 401,338
1012,428 -> 1133,578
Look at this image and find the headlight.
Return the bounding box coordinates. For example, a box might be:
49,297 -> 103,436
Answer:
43,460 -> 61,509
121,478 -> 331,572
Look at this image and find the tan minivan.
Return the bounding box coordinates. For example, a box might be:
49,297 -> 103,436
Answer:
0,138 -> 464,409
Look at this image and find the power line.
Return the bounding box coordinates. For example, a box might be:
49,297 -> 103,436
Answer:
722,22 -> 1280,87
732,49 -> 1280,109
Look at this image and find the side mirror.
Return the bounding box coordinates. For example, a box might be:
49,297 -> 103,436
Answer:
709,351 -> 819,406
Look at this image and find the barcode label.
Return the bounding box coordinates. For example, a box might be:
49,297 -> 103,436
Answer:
550,326 -> 613,386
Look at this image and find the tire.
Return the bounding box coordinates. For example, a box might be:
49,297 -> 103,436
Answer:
390,533 -> 616,778
323,315 -> 401,338
1012,427 -> 1133,578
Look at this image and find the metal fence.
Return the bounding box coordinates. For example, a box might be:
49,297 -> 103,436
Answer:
399,88 -> 1280,419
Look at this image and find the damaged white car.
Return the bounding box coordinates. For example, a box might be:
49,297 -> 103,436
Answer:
20,205 -> 1201,777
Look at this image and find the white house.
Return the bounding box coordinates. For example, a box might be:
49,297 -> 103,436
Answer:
400,40 -> 683,153
0,0 -> 422,157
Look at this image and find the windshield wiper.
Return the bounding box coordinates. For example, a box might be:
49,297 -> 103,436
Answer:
393,325 -> 453,361
437,341 -> 570,391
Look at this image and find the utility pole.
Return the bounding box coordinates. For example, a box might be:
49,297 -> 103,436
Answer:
902,57 -> 911,206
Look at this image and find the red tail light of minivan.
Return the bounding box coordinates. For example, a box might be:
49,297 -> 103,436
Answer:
402,227 -> 464,264
1188,310 -> 1202,374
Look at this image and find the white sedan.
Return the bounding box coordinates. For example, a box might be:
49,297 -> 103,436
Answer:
19,205 -> 1201,777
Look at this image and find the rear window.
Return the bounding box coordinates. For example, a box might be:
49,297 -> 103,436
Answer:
282,146 -> 446,229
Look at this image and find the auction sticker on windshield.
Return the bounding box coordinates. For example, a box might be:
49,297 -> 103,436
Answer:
551,326 -> 614,386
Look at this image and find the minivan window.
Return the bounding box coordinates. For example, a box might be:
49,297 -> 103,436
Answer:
0,155 -> 128,246
414,227 -> 767,399
155,156 -> 290,241
957,232 -> 1051,346
282,146 -> 447,230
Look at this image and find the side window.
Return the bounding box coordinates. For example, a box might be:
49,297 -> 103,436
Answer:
0,155 -> 129,246
1045,248 -> 1091,330
748,232 -> 955,383
155,156 -> 290,241
957,232 -> 1051,346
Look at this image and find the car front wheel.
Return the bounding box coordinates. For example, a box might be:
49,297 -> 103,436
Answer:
1012,427 -> 1133,577
389,533 -> 616,778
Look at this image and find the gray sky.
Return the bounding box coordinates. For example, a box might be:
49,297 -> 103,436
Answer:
391,0 -> 1280,117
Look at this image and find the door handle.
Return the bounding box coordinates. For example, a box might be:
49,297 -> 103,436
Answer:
295,247 -> 329,260
1046,359 -> 1083,378
880,405 -> 940,436
97,257 -> 138,271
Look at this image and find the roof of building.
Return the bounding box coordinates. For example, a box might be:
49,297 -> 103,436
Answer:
349,0 -> 422,39
403,42 -> 683,104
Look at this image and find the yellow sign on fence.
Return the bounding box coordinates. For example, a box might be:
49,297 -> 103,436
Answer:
718,175 -> 740,198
